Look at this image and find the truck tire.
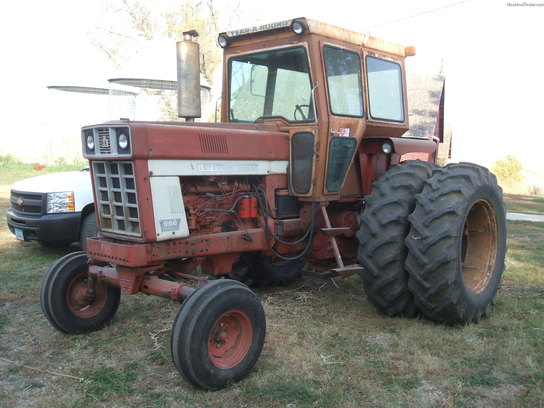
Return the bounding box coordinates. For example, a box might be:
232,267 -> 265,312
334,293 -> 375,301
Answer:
79,211 -> 97,252
405,163 -> 506,324
357,160 -> 436,317
40,251 -> 121,333
171,280 -> 266,390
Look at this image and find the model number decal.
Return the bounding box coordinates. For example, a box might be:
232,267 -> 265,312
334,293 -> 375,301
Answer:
160,219 -> 181,232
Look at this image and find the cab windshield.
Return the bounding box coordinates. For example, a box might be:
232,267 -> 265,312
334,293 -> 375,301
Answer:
228,47 -> 313,123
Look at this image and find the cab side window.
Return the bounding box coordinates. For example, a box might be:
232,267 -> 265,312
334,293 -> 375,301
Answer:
323,45 -> 364,117
366,56 -> 404,122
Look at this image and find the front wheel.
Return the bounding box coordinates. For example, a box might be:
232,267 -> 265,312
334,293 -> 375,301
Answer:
405,163 -> 506,324
40,251 -> 121,333
171,280 -> 266,390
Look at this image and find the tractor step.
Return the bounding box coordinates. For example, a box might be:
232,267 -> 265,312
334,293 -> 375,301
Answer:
331,265 -> 364,279
302,265 -> 363,280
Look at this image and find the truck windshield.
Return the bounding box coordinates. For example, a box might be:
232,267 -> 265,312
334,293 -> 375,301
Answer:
228,47 -> 313,122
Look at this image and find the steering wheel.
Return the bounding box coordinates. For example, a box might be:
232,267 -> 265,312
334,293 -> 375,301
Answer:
294,104 -> 311,121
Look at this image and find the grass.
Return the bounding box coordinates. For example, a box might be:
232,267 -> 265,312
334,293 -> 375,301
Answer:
0,166 -> 543,407
0,155 -> 87,186
504,193 -> 544,214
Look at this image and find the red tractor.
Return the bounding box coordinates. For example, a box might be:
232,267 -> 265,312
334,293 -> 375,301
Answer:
40,18 -> 506,390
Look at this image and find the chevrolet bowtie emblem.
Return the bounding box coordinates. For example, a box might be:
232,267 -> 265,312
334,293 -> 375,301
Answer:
17,198 -> 24,206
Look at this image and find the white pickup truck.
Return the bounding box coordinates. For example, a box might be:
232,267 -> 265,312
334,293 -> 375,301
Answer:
6,169 -> 97,250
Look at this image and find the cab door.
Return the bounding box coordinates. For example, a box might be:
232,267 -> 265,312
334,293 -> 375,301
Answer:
320,43 -> 367,199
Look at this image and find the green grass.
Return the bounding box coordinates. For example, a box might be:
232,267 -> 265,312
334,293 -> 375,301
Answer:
0,185 -> 543,407
504,193 -> 544,214
0,155 -> 87,186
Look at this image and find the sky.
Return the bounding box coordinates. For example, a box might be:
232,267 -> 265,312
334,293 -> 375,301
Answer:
1,0 -> 543,178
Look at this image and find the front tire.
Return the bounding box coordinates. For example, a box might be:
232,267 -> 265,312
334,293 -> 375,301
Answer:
40,251 -> 121,333
405,163 -> 506,324
171,280 -> 266,390
357,160 -> 435,317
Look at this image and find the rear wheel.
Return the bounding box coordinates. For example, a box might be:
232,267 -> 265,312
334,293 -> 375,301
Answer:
40,251 -> 121,333
405,163 -> 506,324
171,280 -> 266,390
356,160 -> 435,317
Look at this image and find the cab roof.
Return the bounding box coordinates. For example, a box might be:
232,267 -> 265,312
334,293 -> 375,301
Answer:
219,17 -> 414,58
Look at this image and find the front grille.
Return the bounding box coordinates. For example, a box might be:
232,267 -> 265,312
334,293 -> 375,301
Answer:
92,161 -> 141,237
98,128 -> 112,154
10,190 -> 44,215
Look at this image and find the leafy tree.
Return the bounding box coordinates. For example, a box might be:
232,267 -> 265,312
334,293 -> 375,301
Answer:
491,155 -> 524,188
91,0 -> 226,86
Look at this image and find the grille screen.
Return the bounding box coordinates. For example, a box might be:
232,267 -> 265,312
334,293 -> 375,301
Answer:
98,128 -> 112,154
199,133 -> 228,154
92,161 -> 141,236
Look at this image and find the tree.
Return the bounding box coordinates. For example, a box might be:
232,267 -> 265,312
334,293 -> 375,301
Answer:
491,155 -> 524,189
91,0 -> 222,86
89,0 -> 248,121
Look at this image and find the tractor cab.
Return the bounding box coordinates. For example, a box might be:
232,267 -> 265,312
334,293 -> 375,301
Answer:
218,17 -> 419,201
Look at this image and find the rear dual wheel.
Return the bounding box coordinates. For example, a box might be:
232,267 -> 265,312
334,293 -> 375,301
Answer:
357,160 -> 436,317
358,161 -> 506,324
405,163 -> 506,324
171,280 -> 266,390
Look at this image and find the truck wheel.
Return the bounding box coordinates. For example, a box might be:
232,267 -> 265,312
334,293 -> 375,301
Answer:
228,257 -> 303,287
40,251 -> 121,333
357,160 -> 435,317
171,280 -> 266,390
79,212 -> 97,252
405,163 -> 506,324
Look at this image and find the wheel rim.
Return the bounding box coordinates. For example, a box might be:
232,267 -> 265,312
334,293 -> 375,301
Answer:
66,272 -> 109,318
461,199 -> 498,294
208,310 -> 253,369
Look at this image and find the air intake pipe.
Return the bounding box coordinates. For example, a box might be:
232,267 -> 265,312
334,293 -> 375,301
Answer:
176,30 -> 201,121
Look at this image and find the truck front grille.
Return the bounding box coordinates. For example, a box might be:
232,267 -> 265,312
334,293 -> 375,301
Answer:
10,191 -> 45,215
92,161 -> 141,237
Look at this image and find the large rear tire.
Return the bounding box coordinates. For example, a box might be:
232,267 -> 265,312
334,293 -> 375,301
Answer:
171,280 -> 266,390
357,160 -> 435,317
405,163 -> 506,324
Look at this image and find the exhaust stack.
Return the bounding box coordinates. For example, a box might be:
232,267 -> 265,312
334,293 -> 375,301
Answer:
176,30 -> 201,121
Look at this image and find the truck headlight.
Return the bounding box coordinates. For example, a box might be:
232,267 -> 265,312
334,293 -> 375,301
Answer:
47,192 -> 75,213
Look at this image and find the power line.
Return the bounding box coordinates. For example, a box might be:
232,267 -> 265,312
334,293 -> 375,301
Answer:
363,0 -> 471,30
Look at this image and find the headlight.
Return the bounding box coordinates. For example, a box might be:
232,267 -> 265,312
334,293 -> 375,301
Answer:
47,192 -> 75,213
86,134 -> 95,151
382,142 -> 393,154
291,20 -> 306,35
118,133 -> 129,150
218,34 -> 229,48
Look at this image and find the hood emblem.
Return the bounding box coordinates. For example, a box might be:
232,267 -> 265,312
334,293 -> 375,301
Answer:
17,198 -> 24,206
